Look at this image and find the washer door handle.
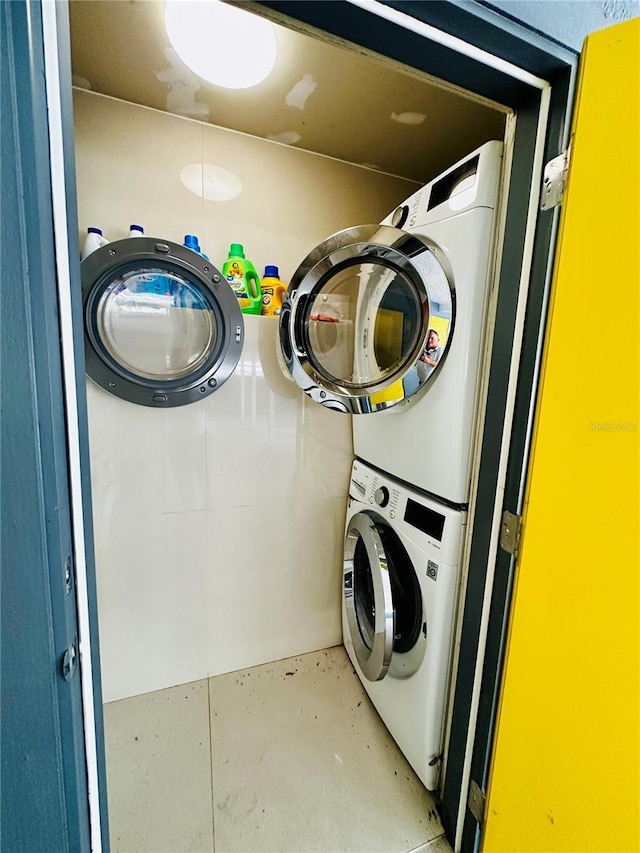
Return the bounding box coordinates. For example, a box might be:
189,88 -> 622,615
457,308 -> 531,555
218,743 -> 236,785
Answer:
343,513 -> 395,681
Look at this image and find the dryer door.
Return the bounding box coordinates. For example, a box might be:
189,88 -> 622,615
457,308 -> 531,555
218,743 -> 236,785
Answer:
344,511 -> 424,681
81,237 -> 244,407
279,225 -> 454,413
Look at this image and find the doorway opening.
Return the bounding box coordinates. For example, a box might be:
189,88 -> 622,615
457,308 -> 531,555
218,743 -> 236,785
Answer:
63,2 -> 557,850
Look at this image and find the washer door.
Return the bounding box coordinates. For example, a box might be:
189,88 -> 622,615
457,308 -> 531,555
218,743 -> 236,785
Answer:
279,224 -> 454,414
344,511 -> 423,681
81,237 -> 244,407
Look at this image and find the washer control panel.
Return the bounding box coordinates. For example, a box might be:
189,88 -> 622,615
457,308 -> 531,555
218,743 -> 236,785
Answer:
349,459 -> 466,564
371,474 -> 400,519
350,460 -> 400,516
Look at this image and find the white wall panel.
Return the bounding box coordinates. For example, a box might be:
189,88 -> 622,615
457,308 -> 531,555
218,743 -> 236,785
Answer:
75,91 -> 416,699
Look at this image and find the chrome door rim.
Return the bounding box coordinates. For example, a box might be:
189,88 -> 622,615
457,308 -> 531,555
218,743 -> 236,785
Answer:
344,511 -> 395,681
279,224 -> 455,414
81,237 -> 244,407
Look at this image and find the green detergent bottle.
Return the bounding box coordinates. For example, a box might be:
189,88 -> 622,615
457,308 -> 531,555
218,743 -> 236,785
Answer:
222,243 -> 262,315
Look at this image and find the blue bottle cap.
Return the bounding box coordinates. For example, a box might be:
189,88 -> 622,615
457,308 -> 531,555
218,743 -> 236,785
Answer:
88,227 -> 103,235
264,265 -> 279,278
130,224 -> 144,232
184,234 -> 201,251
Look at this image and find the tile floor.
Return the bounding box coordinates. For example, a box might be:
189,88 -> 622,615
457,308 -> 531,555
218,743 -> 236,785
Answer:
104,645 -> 453,853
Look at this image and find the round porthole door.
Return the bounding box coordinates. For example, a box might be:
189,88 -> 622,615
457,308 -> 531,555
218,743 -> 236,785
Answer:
343,511 -> 424,682
81,237 -> 244,407
279,224 -> 455,414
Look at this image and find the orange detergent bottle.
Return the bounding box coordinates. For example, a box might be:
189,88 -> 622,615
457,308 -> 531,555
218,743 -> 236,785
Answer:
260,265 -> 287,316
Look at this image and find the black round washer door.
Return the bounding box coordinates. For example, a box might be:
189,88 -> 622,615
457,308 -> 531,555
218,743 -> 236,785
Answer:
81,237 -> 244,407
353,518 -> 422,656
344,510 -> 423,682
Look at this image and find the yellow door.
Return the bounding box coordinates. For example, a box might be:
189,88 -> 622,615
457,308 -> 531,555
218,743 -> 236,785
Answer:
483,17 -> 639,853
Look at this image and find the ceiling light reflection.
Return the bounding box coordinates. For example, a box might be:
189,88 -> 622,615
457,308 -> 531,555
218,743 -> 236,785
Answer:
180,162 -> 243,201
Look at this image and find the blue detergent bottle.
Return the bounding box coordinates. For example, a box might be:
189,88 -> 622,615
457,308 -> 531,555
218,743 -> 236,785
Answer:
183,234 -> 210,260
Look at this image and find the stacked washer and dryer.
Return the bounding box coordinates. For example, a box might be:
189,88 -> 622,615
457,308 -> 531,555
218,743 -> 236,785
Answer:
342,141 -> 504,791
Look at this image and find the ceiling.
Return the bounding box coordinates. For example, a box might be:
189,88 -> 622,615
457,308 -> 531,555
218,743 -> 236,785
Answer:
68,1 -> 508,185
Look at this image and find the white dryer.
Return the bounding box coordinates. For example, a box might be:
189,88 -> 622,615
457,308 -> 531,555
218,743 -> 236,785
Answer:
352,141 -> 503,504
278,141 -> 503,505
343,459 -> 465,791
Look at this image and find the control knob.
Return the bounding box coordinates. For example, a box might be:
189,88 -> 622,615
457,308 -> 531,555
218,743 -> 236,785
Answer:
374,486 -> 390,507
391,204 -> 409,229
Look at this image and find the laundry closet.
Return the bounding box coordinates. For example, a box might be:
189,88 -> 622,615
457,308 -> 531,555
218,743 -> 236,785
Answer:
6,1 -> 638,850
72,2 -> 506,697
69,1 -> 508,849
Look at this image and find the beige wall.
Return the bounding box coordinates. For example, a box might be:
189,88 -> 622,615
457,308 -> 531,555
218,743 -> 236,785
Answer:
73,89 -> 418,281
74,91 -> 418,702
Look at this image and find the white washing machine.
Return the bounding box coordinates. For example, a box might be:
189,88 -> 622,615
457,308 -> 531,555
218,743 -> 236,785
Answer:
352,141 -> 503,505
343,459 -> 466,791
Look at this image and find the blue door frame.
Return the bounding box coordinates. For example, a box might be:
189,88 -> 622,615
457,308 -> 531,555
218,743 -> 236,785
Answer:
0,2 -> 108,850
2,2 -> 634,851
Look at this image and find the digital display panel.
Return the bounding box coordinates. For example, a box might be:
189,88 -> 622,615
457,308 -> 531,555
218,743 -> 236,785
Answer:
404,498 -> 445,541
428,155 -> 479,211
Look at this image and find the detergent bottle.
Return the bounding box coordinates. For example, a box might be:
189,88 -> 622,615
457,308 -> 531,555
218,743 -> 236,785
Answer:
81,227 -> 109,260
183,234 -> 210,260
260,265 -> 287,316
222,243 -> 262,315
129,224 -> 144,237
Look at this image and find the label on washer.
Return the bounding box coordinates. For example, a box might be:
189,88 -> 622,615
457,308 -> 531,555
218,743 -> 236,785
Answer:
426,560 -> 439,581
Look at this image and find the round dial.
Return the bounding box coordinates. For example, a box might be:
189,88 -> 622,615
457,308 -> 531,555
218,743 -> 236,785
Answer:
391,205 -> 409,229
374,486 -> 390,507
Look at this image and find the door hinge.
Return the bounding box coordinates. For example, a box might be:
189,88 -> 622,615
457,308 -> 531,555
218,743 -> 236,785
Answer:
500,510 -> 523,557
468,778 -> 486,825
62,638 -> 78,682
64,555 -> 73,594
540,142 -> 571,210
